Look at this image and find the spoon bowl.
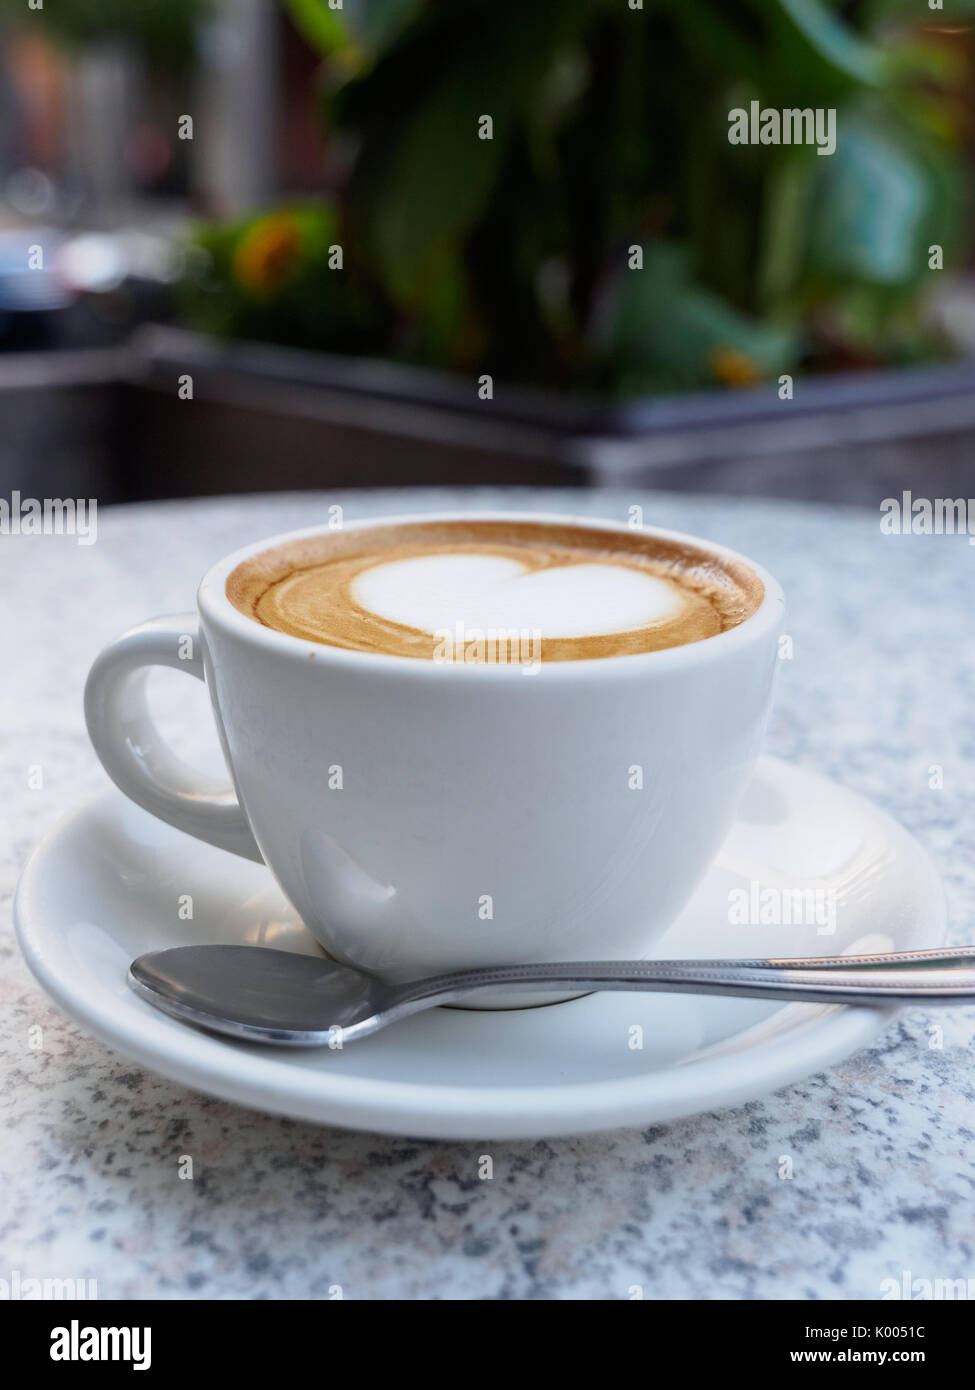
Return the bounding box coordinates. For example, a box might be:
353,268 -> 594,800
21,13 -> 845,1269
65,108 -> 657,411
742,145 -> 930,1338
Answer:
128,944 -> 975,1047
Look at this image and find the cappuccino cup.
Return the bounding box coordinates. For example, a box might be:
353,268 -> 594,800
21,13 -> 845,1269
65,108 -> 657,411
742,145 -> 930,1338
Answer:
84,512 -> 784,1004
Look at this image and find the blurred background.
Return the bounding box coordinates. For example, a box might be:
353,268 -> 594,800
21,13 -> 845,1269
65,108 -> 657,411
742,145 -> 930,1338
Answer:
1,0 -> 974,505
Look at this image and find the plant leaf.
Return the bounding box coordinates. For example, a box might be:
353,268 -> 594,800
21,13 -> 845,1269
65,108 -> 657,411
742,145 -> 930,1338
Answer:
805,117 -> 929,285
769,0 -> 886,86
339,0 -> 592,305
597,242 -> 798,394
280,0 -> 349,55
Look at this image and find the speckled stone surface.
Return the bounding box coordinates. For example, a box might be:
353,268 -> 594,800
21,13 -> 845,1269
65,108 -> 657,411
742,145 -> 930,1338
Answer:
1,487 -> 973,1301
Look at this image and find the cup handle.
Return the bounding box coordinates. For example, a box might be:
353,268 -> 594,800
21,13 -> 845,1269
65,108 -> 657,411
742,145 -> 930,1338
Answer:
84,614 -> 263,862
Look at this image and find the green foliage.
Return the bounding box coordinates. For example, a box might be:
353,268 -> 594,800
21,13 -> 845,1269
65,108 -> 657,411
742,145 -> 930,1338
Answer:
334,0 -> 593,304
807,118 -> 928,285
0,0 -> 206,69
762,0 -> 887,91
283,0 -> 423,64
186,0 -> 969,395
183,203 -> 389,354
597,243 -> 799,394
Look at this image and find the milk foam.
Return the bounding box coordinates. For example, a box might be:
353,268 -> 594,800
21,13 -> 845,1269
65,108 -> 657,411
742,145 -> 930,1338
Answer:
226,519 -> 762,660
350,554 -> 686,637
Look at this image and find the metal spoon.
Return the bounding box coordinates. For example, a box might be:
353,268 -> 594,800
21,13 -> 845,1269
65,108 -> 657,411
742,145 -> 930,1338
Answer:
128,944 -> 975,1047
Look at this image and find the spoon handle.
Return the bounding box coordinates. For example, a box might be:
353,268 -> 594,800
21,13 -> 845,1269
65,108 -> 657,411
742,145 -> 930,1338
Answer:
399,950 -> 975,1009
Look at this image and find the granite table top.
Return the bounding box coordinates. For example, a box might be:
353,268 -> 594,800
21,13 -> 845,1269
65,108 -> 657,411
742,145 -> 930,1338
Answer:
1,486 -> 972,1301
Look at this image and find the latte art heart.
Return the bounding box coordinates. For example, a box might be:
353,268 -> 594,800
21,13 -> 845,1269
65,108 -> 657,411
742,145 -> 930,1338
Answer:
350,554 -> 686,639
227,519 -> 762,661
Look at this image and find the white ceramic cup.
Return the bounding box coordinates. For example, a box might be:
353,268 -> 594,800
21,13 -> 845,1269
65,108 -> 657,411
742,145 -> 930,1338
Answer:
85,512 -> 784,1003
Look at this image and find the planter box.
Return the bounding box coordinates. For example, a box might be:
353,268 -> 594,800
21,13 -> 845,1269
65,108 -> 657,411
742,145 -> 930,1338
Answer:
0,348 -> 127,503
4,322 -> 975,504
121,326 -> 975,504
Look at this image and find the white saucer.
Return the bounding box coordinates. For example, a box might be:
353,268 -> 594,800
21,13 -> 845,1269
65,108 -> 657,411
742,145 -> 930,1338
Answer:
14,757 -> 945,1140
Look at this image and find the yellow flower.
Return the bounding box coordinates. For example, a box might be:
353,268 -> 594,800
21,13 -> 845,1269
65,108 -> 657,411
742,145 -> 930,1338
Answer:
709,346 -> 761,387
233,215 -> 303,295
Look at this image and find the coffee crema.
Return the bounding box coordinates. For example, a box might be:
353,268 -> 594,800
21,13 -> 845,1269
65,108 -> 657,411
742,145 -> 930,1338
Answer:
225,520 -> 763,662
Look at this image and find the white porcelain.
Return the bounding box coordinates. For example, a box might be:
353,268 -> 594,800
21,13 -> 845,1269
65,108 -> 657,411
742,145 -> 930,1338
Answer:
13,759 -> 945,1139
82,513 -> 784,1002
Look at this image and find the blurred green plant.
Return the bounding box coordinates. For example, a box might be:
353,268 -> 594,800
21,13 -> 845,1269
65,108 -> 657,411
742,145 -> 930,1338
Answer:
0,0 -> 206,69
185,0 -> 971,396
185,203 -> 389,353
